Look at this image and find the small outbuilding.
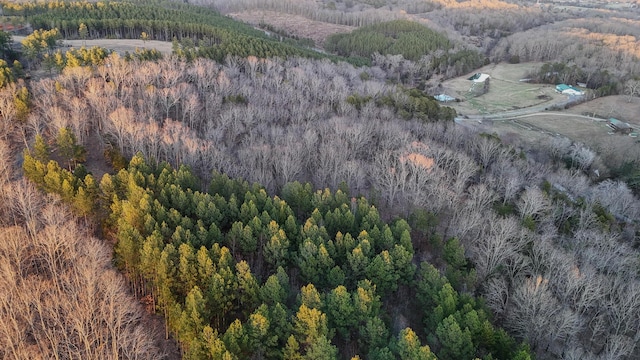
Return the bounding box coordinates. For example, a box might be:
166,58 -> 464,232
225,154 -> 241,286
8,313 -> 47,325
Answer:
608,118 -> 633,134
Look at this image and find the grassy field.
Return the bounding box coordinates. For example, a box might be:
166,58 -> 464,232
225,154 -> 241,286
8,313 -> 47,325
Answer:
502,96 -> 640,145
507,114 -> 609,141
565,95 -> 640,125
14,36 -> 174,56
442,62 -> 565,116
446,63 -> 640,162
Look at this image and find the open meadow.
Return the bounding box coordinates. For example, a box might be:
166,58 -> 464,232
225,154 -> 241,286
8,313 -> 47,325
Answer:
443,62 -> 565,116
564,95 -> 640,125
492,113 -> 610,144
446,63 -> 640,167
491,96 -> 640,147
13,36 -> 174,56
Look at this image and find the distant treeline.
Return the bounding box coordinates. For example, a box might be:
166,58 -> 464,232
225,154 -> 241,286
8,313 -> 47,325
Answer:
2,0 -> 366,65
326,20 -> 452,61
3,0 -> 262,40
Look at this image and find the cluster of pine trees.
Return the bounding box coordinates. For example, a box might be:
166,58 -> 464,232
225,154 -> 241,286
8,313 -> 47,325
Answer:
0,30 -> 23,87
22,142 -> 533,359
2,0 -> 351,64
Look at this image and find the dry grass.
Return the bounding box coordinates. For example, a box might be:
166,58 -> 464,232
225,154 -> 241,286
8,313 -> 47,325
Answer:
228,10 -> 355,47
512,114 -> 610,142
13,36 -> 174,55
504,95 -> 640,146
565,95 -> 640,125
472,96 -> 640,156
62,38 -> 175,55
442,62 -> 565,116
446,63 -> 640,158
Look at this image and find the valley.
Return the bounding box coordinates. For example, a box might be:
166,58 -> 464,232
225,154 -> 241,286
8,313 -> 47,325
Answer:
0,1 -> 639,360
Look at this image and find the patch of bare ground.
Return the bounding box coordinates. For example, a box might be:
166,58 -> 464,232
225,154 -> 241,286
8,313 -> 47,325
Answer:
228,10 -> 355,48
13,36 -> 174,56
145,311 -> 182,360
64,38 -> 174,55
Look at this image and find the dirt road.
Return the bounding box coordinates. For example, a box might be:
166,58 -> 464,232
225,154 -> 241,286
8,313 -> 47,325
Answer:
13,36 -> 174,55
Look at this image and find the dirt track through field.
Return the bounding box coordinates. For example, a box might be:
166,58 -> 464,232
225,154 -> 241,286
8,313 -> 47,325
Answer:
13,36 -> 174,55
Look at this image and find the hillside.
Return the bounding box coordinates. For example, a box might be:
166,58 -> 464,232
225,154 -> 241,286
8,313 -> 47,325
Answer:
0,1 -> 639,360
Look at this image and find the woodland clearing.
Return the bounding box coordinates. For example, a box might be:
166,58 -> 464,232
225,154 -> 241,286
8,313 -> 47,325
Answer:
443,62 -> 565,115
228,10 -> 355,47
13,35 -> 174,55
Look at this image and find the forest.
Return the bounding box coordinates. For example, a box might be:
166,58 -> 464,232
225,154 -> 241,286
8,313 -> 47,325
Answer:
325,20 -> 453,61
324,20 -> 485,78
2,0 -> 363,65
0,0 -> 640,359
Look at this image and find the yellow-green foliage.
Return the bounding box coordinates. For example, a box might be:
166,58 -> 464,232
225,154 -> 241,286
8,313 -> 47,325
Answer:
21,28 -> 61,59
21,148 -> 533,360
13,86 -> 30,122
45,46 -> 111,72
0,60 -> 15,88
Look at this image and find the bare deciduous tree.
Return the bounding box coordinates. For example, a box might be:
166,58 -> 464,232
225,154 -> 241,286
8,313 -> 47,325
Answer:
517,186 -> 550,220
106,106 -> 136,155
472,215 -> 527,282
473,135 -> 503,170
371,150 -> 403,208
8,179 -> 44,236
569,144 -> 596,171
0,182 -> 165,359
588,180 -> 640,223
506,275 -> 579,354
623,79 -> 640,103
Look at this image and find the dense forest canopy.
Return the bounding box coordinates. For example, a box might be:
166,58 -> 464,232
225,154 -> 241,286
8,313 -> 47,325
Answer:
2,51 -> 638,359
1,0 -> 366,64
20,149 -> 532,359
324,19 -> 485,78
3,0 -> 265,39
0,0 -> 640,359
325,20 -> 453,61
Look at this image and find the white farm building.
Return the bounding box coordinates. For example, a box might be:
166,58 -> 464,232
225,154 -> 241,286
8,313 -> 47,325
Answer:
555,84 -> 584,96
468,73 -> 490,83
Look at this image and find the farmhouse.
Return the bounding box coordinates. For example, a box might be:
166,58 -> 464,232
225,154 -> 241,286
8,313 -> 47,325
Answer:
555,84 -> 584,96
434,94 -> 456,102
468,73 -> 490,83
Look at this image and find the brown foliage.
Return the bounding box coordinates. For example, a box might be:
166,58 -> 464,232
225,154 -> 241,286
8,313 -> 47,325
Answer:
0,181 -> 165,360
